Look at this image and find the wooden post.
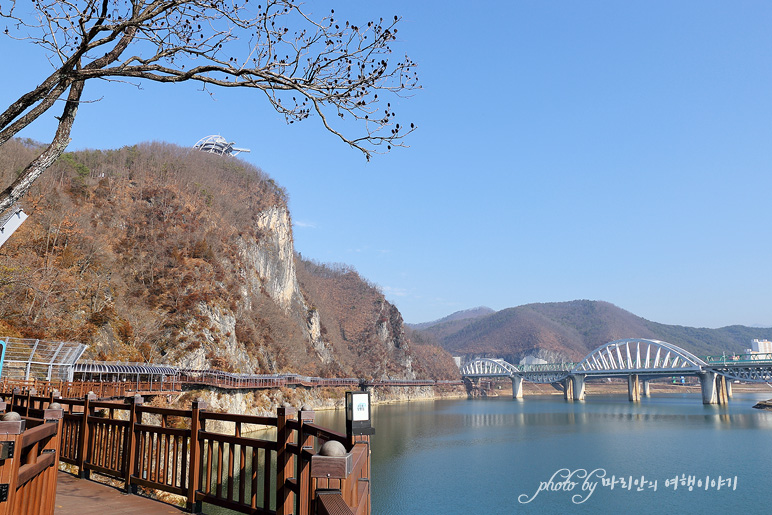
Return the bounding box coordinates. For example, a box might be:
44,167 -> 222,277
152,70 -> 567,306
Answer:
0,419 -> 25,515
77,392 -> 96,478
124,395 -> 142,493
187,400 -> 206,513
10,388 -> 19,415
40,412 -> 64,515
276,406 -> 296,515
297,408 -> 315,515
21,389 -> 31,416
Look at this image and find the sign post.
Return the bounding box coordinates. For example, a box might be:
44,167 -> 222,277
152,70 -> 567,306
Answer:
345,390 -> 375,438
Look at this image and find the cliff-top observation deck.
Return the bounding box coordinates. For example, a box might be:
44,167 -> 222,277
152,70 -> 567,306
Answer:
193,135 -> 250,157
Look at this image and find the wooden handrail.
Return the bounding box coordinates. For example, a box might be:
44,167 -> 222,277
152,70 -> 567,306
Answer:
0,411 -> 63,515
0,389 -> 371,514
21,421 -> 58,448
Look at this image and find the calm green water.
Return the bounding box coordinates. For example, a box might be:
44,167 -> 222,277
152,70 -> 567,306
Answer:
315,392 -> 772,514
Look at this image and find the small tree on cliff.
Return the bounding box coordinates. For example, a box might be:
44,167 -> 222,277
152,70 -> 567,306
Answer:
0,0 -> 418,214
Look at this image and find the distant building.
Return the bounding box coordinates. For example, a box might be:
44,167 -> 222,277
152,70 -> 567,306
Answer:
519,355 -> 547,366
751,339 -> 772,354
453,356 -> 462,368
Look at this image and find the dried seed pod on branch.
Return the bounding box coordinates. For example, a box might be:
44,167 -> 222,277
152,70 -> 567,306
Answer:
0,0 -> 419,213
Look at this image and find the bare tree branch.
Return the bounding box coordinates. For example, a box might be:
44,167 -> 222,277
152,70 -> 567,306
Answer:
0,0 -> 419,213
0,79 -> 85,214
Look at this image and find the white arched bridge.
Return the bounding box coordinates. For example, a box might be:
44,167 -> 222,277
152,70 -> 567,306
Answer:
460,338 -> 772,405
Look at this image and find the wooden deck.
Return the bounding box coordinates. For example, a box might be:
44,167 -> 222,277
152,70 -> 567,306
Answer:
55,471 -> 184,514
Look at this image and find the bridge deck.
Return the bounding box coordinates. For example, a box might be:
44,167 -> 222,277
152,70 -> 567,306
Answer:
55,471 -> 184,514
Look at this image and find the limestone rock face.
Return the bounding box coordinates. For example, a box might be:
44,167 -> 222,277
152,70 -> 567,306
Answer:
176,205 -> 337,371
247,206 -> 301,311
308,309 -> 334,364
374,302 -> 416,379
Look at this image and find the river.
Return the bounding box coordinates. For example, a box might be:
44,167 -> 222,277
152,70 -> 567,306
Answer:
314,391 -> 772,514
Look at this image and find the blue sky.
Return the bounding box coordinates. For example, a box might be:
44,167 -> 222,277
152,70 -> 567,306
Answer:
3,1 -> 772,328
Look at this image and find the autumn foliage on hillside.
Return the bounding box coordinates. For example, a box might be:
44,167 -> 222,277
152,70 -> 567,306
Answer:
421,300 -> 772,362
295,258 -> 460,380
0,139 -> 458,379
0,139 -> 285,363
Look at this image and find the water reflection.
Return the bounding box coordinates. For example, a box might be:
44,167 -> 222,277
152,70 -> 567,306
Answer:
202,393 -> 772,514
355,393 -> 772,514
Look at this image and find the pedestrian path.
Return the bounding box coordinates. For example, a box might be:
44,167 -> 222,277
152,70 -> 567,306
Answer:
55,471 -> 184,514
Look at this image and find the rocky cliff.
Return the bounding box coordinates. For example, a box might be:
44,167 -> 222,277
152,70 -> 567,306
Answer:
0,140 -> 459,380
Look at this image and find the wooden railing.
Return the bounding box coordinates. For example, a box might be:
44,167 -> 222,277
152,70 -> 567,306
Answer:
309,431 -> 371,515
0,402 -> 64,515
1,389 -> 370,514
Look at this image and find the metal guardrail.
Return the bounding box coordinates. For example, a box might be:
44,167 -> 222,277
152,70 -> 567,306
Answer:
703,353 -> 772,365
519,362 -> 578,372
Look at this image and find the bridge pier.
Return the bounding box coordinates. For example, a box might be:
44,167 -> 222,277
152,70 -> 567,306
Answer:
699,372 -> 718,404
641,379 -> 651,397
699,372 -> 730,405
511,376 -> 523,399
716,375 -> 730,406
562,377 -> 574,401
628,374 -> 640,402
571,374 -> 586,401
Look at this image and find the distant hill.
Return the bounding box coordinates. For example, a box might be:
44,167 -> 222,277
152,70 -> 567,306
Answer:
407,307 -> 495,339
413,300 -> 772,363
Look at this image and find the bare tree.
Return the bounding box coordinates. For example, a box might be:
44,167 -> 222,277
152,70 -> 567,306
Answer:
0,0 -> 419,214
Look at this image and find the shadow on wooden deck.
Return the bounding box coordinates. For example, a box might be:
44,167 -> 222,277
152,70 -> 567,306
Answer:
55,471 -> 185,514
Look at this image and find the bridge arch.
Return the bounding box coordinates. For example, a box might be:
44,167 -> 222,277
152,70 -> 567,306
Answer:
574,338 -> 706,374
460,358 -> 521,377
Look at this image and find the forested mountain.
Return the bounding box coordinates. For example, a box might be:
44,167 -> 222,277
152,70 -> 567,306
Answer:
415,300 -> 772,363
0,139 -> 459,380
407,307 -> 494,335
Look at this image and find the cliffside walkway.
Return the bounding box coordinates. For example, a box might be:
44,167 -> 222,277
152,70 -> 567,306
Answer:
0,375 -> 462,403
0,338 -> 463,402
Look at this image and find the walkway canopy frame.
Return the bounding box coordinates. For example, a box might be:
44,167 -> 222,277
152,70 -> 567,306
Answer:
0,337 -> 87,381
74,361 -> 179,391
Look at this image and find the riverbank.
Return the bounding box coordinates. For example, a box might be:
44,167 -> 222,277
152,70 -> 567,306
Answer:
752,399 -> 772,410
155,379 -> 772,427
161,383 -> 467,430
